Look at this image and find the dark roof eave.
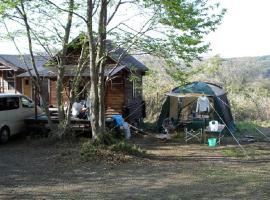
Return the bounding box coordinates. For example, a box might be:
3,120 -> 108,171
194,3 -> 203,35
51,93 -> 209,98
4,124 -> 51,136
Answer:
0,57 -> 21,71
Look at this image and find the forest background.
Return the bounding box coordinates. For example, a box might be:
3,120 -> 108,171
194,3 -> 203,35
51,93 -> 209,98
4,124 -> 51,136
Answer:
142,54 -> 270,123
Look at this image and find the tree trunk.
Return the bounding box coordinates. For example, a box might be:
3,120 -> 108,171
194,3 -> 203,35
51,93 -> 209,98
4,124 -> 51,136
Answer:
17,1 -> 54,129
86,0 -> 100,141
98,61 -> 106,134
90,80 -> 100,140
97,0 -> 107,137
56,64 -> 65,123
56,0 -> 74,135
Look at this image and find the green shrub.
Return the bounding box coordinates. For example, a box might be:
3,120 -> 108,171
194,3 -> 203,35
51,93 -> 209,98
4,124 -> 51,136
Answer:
97,133 -> 118,146
110,141 -> 146,156
235,121 -> 257,133
80,135 -> 147,161
80,141 -> 104,161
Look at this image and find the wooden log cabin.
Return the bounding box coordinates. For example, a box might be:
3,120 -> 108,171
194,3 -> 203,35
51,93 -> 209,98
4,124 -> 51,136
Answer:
2,43 -> 148,123
0,55 -> 47,95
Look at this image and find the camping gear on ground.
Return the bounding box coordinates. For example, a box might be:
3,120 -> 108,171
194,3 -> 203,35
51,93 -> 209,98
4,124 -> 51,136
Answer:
204,124 -> 225,145
208,138 -> 217,147
240,136 -> 256,143
162,118 -> 175,134
209,120 -> 219,131
157,82 -> 236,134
71,102 -> 83,117
155,133 -> 171,140
122,122 -> 131,139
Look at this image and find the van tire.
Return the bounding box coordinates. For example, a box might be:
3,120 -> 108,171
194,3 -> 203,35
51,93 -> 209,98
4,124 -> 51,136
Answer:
0,127 -> 10,144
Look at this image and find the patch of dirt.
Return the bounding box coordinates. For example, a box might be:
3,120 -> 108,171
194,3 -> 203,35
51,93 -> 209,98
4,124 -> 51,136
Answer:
0,133 -> 270,199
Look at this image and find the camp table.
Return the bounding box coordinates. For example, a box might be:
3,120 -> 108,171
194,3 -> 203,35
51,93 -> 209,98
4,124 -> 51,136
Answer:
204,124 -> 225,145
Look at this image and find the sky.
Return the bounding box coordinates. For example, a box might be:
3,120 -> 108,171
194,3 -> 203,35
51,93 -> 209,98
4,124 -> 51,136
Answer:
205,0 -> 270,58
0,0 -> 270,58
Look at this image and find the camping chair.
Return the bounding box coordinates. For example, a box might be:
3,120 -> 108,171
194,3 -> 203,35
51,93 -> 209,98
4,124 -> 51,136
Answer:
162,118 -> 175,134
184,120 -> 205,143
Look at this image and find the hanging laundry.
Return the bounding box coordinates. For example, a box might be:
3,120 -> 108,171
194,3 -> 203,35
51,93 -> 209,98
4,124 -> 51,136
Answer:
196,96 -> 210,113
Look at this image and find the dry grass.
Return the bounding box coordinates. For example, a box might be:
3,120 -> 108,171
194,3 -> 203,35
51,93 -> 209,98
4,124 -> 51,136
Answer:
0,134 -> 270,199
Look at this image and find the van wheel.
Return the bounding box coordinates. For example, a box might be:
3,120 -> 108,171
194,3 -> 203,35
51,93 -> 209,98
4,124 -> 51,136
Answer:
0,128 -> 10,144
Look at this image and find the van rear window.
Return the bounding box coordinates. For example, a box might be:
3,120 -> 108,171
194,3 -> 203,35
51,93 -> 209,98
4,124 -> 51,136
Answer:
0,97 -> 20,111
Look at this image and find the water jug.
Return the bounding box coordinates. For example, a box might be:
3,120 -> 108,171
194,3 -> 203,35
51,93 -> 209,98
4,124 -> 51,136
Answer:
209,120 -> 219,131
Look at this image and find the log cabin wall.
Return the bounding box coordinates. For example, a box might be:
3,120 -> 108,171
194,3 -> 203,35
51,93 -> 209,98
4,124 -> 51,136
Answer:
49,77 -> 88,107
49,78 -> 70,107
105,72 -> 125,116
47,70 -> 145,123
41,79 -> 50,103
16,76 -> 22,94
0,70 -> 22,94
49,79 -> 57,106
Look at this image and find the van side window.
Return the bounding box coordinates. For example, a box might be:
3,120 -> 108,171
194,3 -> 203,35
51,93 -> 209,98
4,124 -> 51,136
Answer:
0,98 -> 7,111
21,96 -> 33,108
5,97 -> 20,110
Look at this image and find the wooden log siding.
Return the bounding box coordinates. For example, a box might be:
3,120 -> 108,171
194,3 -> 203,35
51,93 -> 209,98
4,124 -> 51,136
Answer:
49,79 -> 71,107
47,70 -> 145,122
105,75 -> 125,116
49,79 -> 57,106
16,76 -> 22,93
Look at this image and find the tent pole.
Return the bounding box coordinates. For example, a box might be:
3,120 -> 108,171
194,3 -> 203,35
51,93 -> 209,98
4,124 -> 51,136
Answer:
217,96 -> 270,142
255,128 -> 270,141
209,103 -> 246,154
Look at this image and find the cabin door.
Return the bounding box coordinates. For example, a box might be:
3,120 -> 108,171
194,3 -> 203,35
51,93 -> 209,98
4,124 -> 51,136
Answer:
22,78 -> 32,99
105,81 -> 125,116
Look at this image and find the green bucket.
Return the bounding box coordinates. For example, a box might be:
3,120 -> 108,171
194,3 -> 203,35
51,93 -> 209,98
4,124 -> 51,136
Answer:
208,138 -> 217,147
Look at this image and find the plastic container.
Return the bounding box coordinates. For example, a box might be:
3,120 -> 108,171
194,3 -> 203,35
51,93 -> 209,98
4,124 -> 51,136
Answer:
208,138 -> 217,147
209,120 -> 219,131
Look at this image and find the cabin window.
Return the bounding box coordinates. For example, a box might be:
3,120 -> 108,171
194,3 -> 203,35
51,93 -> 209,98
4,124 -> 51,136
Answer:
7,81 -> 15,90
132,77 -> 142,99
132,80 -> 137,99
25,79 -> 29,85
111,76 -> 123,85
6,71 -> 14,79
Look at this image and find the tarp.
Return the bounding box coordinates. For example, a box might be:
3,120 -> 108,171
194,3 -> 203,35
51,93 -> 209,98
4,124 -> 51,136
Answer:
157,81 -> 236,133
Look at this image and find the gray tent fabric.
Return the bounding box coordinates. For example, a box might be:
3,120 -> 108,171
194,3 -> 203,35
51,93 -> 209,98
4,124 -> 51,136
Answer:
157,82 -> 236,133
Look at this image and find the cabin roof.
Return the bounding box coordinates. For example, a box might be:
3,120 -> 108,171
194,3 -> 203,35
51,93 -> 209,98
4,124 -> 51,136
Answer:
0,41 -> 148,77
108,44 -> 148,71
0,54 -> 48,71
17,64 -> 127,77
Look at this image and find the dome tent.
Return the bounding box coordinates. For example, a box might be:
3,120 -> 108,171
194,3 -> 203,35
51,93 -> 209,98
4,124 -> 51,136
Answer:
157,81 -> 236,133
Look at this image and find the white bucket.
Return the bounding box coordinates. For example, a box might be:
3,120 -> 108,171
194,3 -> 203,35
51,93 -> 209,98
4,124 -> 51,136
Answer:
209,120 -> 219,131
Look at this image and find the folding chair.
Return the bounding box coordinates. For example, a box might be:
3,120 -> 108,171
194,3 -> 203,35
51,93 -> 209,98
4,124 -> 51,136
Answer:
184,120 -> 204,143
162,118 -> 175,134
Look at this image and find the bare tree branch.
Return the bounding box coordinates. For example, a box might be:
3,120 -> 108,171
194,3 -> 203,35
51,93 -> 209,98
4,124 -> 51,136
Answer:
44,0 -> 87,23
107,0 -> 121,25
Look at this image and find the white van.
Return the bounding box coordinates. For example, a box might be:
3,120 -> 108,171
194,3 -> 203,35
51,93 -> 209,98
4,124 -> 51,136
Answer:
0,94 -> 41,143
